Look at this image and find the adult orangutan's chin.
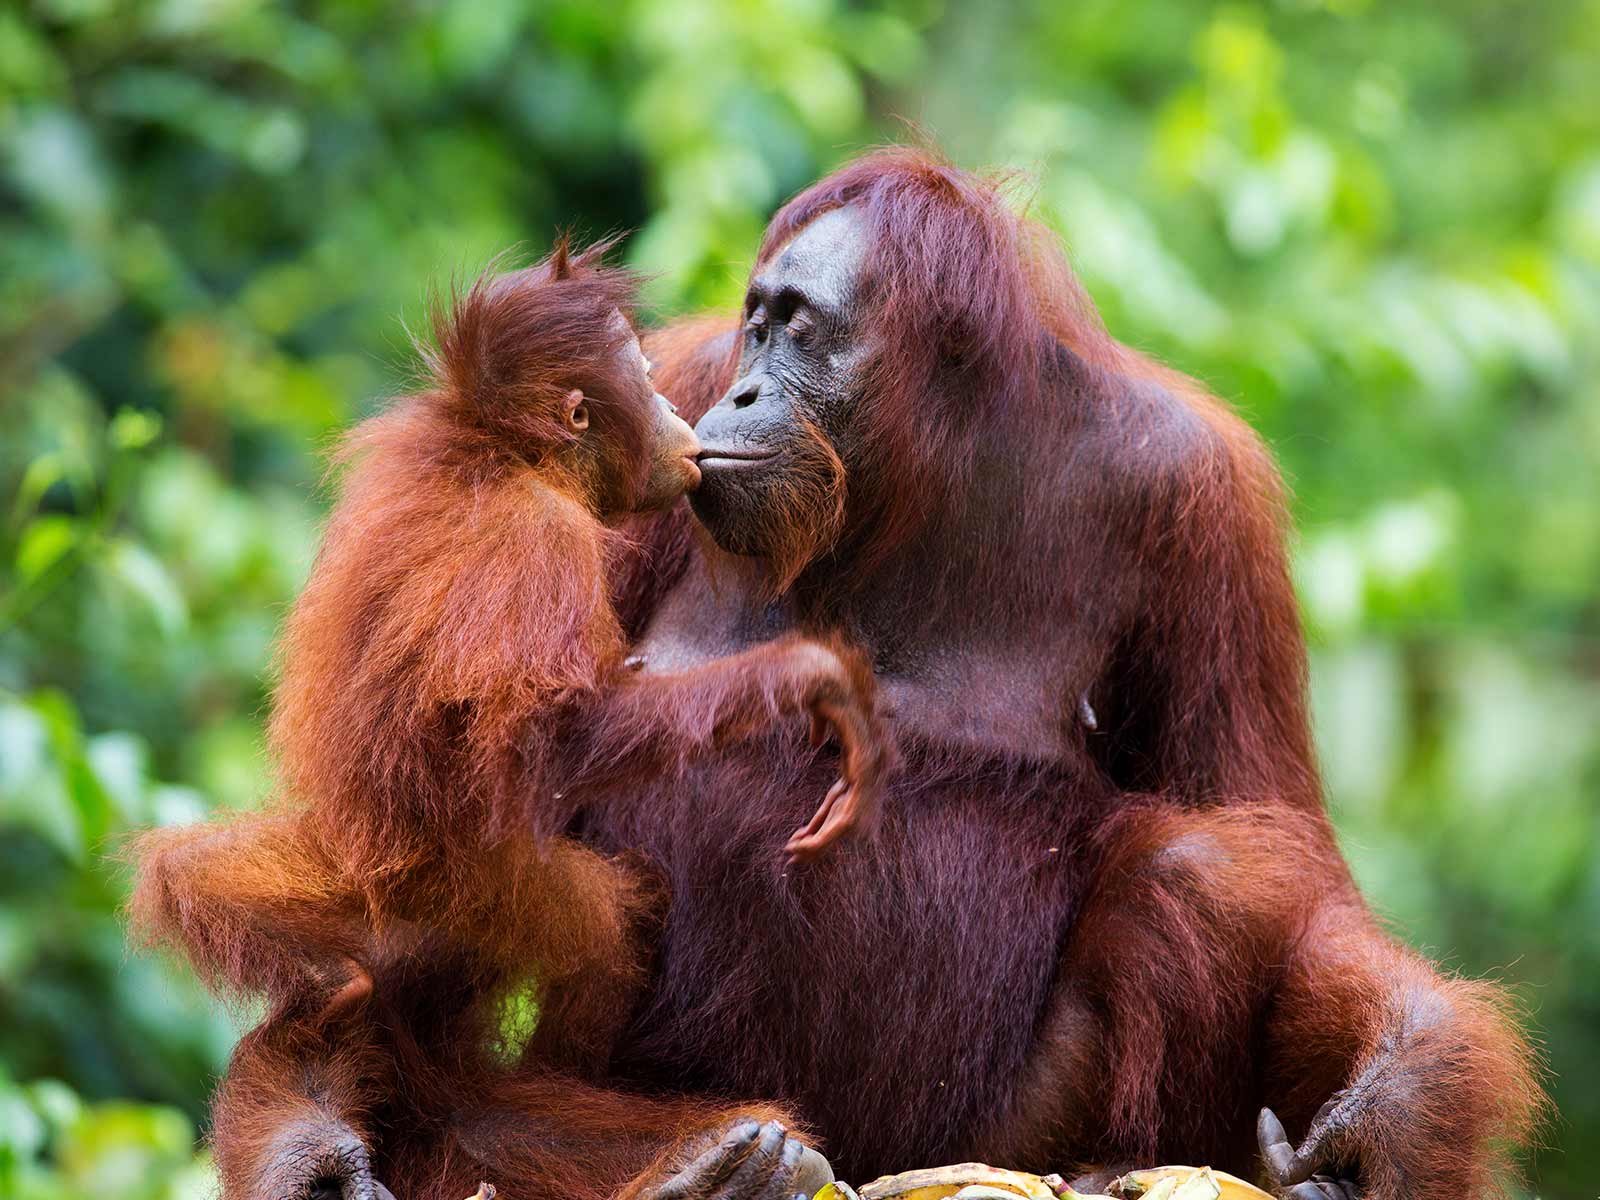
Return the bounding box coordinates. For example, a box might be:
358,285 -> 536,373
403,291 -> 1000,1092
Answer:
690,417 -> 846,595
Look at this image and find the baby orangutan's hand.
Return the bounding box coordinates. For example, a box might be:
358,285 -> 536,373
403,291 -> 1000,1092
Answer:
785,668 -> 895,865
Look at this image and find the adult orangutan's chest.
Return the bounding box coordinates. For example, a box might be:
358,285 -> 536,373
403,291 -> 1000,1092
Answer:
631,567 -> 1095,768
599,562 -> 1115,1175
589,740 -> 1101,1180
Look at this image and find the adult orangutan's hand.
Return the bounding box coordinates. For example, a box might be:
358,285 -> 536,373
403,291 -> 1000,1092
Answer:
641,1118 -> 834,1200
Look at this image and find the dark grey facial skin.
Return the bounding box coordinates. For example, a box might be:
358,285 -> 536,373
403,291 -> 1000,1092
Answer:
689,207 -> 871,554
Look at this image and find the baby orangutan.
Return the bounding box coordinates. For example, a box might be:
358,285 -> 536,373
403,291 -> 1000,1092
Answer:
131,239 -> 893,1078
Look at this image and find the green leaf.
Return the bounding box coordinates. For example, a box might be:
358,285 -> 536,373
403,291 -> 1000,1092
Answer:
146,784 -> 207,829
10,452 -> 66,525
0,700 -> 49,796
13,515 -> 80,584
87,732 -> 151,827
108,408 -> 163,452
0,698 -> 83,861
0,1086 -> 45,1161
4,105 -> 112,235
102,539 -> 188,637
31,689 -> 114,853
25,1079 -> 84,1140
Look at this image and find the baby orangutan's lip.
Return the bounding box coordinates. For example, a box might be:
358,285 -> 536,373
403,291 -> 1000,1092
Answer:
681,457 -> 703,490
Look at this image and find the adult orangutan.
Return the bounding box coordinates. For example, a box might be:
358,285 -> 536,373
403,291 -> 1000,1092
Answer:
203,149 -> 1542,1200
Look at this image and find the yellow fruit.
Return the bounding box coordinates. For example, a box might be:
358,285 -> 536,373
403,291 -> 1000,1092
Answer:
1112,1166 -> 1271,1200
830,1162 -> 1268,1200
857,1163 -> 1059,1200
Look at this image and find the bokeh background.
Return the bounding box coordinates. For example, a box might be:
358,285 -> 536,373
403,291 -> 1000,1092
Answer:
2,0 -> 1598,1196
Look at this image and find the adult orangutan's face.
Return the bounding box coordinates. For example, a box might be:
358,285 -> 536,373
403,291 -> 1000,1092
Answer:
690,207 -> 870,564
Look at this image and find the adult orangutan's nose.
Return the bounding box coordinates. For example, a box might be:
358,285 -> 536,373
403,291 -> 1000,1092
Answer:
695,381 -> 784,456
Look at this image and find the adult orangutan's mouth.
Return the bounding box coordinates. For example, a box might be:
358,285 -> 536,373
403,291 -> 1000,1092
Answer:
697,448 -> 779,469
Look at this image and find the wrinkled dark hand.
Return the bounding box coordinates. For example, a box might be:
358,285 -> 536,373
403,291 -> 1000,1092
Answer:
644,1117 -> 834,1200
1259,1104 -> 1361,1199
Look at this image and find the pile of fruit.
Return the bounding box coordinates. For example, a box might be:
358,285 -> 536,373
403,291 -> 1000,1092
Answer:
820,1162 -> 1274,1200
454,1160 -> 1275,1200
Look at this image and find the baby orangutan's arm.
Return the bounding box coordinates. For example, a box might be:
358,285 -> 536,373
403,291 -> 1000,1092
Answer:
572,633 -> 896,863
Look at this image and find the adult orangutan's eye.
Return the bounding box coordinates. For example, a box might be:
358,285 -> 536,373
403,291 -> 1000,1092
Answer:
747,310 -> 768,344
787,311 -> 815,345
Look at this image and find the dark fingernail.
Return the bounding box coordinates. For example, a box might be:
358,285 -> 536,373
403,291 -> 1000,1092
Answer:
1258,1107 -> 1286,1142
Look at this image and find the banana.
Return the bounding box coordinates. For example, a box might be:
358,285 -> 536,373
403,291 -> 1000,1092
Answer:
856,1164 -> 1059,1200
1110,1166 -> 1270,1200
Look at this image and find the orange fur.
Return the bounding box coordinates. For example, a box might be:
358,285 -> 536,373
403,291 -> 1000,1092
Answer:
128,244 -> 886,1200
138,147 -> 1543,1199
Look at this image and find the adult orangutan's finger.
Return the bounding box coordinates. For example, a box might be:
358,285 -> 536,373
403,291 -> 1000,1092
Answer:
782,1140 -> 834,1199
654,1120 -> 761,1200
1258,1107 -> 1315,1187
716,1121 -> 789,1198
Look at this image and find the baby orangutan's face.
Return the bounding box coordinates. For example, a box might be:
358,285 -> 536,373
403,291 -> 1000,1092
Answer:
628,334 -> 703,511
572,318 -> 701,518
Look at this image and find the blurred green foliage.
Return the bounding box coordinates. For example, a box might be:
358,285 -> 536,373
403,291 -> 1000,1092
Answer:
2,0 -> 1597,1196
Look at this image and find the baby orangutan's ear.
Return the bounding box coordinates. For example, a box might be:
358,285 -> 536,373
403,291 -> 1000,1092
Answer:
564,388 -> 590,433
